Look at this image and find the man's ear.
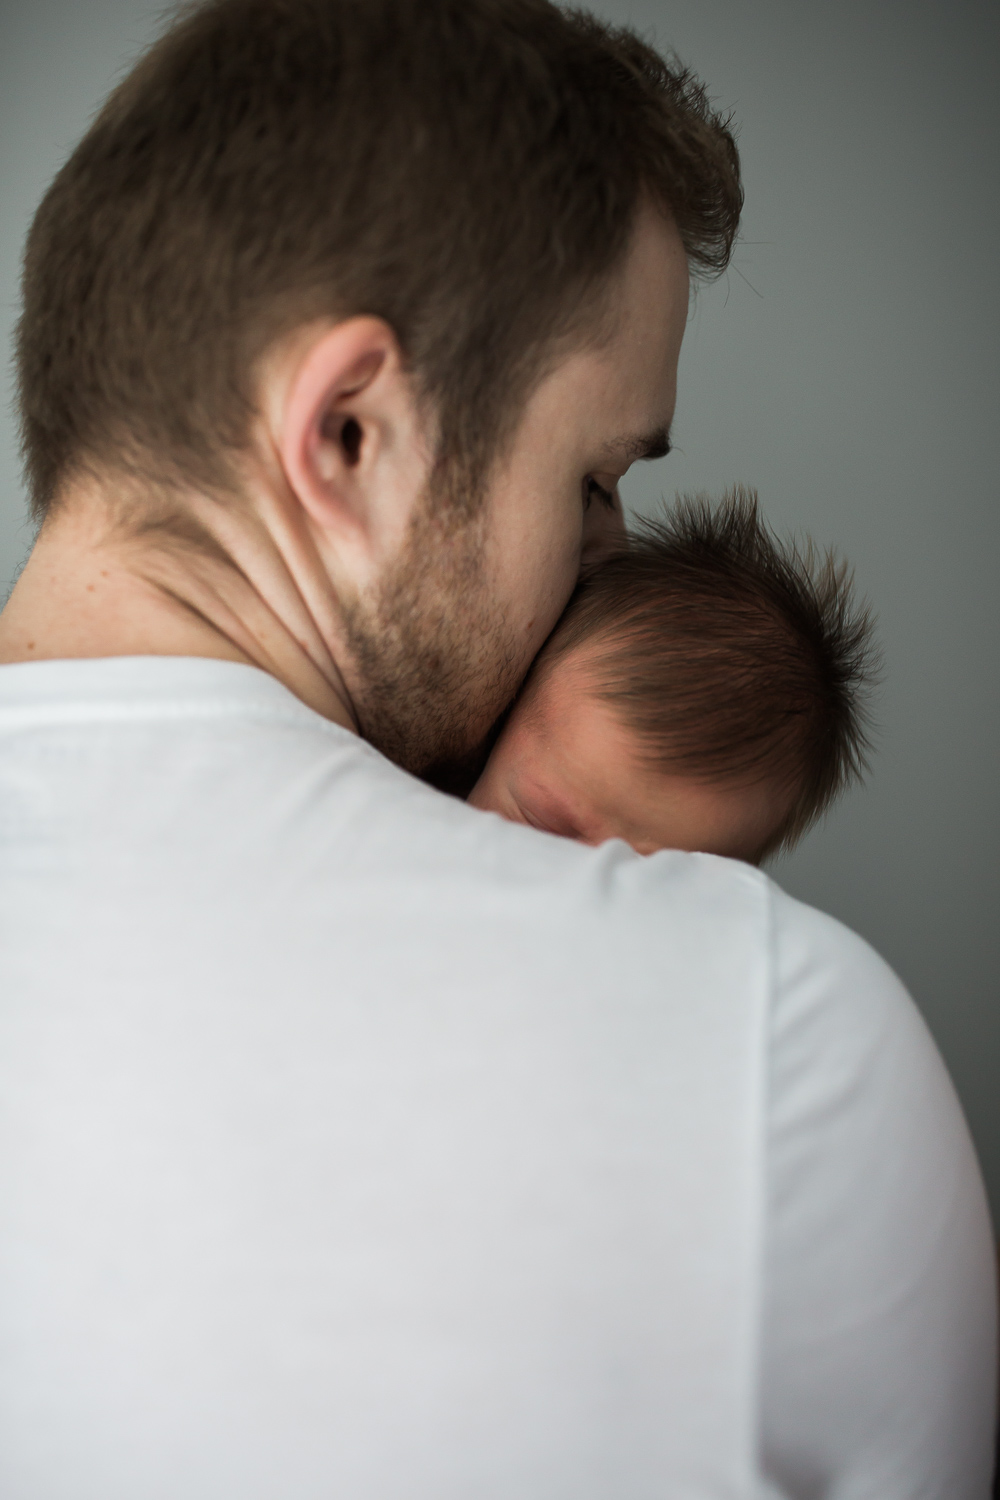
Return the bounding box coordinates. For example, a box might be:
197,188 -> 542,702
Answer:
277,316 -> 419,548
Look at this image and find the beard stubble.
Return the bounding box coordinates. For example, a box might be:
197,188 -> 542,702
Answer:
340,482 -> 526,778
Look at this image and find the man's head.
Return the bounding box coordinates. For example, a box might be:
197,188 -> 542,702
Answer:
15,0 -> 742,770
470,491 -> 877,861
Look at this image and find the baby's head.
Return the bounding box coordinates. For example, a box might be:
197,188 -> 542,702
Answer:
470,490 -> 876,863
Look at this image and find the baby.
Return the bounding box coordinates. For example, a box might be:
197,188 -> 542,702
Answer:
470,488 -> 876,864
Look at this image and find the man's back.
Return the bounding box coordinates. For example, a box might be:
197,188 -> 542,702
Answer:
0,656 -> 994,1497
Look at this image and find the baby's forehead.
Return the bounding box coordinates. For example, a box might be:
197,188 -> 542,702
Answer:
533,622 -> 618,683
511,639 -> 660,774
515,637 -> 611,721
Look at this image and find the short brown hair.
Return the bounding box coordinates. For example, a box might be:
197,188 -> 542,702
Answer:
17,0 -> 741,517
534,489 -> 877,859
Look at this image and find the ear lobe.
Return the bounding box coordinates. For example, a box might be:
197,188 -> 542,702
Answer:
278,318 -> 396,535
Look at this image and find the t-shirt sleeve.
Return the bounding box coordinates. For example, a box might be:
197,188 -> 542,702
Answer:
758,885 -> 998,1498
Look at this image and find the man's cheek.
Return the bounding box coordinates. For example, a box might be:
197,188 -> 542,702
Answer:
542,540 -> 585,637
580,494 -> 626,572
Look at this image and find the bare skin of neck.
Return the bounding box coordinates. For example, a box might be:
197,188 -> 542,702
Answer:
0,480 -> 358,732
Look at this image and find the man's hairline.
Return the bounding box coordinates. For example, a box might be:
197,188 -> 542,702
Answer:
444,195 -> 685,504
50,196 -> 685,545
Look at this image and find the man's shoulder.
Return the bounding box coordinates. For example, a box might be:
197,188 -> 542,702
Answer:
763,879 -> 930,1078
0,652 -> 901,1014
758,882 -> 966,1223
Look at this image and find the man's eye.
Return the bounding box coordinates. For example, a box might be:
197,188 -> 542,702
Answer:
583,476 -> 616,511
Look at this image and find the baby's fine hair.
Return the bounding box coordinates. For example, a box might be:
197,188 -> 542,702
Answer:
538,488 -> 878,859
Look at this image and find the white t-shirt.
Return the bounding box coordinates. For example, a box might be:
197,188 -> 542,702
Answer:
0,656 -> 995,1498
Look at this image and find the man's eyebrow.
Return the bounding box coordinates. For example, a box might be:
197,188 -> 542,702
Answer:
598,427 -> 673,467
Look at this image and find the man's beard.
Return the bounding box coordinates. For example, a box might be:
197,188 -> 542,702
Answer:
340,483 -> 525,782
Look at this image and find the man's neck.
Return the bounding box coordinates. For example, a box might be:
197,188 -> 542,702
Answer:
0,486 -> 358,731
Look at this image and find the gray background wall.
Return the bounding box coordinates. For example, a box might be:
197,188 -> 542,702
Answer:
2,0 -> 998,1216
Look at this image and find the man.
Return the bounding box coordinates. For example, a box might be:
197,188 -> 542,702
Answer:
0,1 -> 995,1494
